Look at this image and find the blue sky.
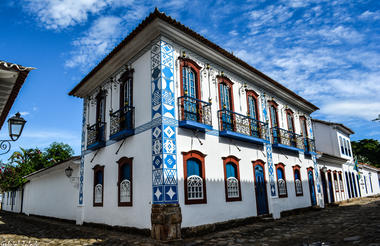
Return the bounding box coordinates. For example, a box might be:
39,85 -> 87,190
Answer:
1,0 -> 379,161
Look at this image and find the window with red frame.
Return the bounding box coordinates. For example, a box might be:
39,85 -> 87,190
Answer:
222,156 -> 242,202
182,150 -> 207,204
276,163 -> 288,198
117,157 -> 133,206
293,165 -> 303,196
93,165 -> 104,207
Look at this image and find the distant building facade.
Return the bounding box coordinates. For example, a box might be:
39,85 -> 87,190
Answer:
313,119 -> 380,206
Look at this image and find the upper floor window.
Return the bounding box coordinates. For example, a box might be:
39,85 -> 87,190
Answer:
222,156 -> 242,202
299,116 -> 308,138
347,141 -> 352,157
344,139 -> 348,156
182,150 -> 207,204
180,58 -> 201,99
286,109 -> 295,133
293,165 -> 303,196
119,68 -> 134,108
218,76 -> 234,111
275,163 -> 287,198
117,157 -> 133,206
96,90 -> 106,123
246,90 -> 259,120
268,100 -> 279,128
339,136 -> 345,155
93,165 -> 104,207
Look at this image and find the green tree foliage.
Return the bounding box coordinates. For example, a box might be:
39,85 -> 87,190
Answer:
0,142 -> 74,191
351,139 -> 380,168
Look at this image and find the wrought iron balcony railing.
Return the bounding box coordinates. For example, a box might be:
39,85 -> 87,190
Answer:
87,121 -> 106,150
303,137 -> 316,153
178,96 -> 212,130
218,109 -> 268,142
110,105 -> 134,140
271,127 -> 304,150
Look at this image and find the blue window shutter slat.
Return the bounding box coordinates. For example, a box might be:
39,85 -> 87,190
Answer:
187,159 -> 201,176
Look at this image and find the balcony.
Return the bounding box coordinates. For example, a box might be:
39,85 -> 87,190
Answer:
218,109 -> 269,144
87,121 -> 106,150
109,105 -> 135,141
303,137 -> 316,154
271,127 -> 304,152
178,96 -> 212,131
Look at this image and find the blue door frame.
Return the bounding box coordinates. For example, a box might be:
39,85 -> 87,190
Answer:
308,169 -> 317,206
253,162 -> 269,215
327,172 -> 335,203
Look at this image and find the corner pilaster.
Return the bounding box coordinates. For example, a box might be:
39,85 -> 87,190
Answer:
150,38 -> 181,240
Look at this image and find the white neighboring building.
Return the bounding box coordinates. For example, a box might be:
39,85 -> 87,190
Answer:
1,188 -> 22,213
312,119 -> 380,206
1,157 -> 80,221
68,9 -> 321,240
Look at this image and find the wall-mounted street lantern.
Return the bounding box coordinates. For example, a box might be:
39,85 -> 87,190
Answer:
0,112 -> 27,155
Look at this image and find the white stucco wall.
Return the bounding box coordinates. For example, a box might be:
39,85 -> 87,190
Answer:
82,130 -> 152,229
1,189 -> 22,213
22,162 -> 79,221
81,49 -> 152,229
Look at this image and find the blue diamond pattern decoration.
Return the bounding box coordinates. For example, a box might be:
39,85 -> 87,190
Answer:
151,39 -> 178,204
162,66 -> 173,78
164,154 -> 176,169
153,155 -> 162,169
152,67 -> 160,79
165,186 -> 177,201
163,126 -> 175,139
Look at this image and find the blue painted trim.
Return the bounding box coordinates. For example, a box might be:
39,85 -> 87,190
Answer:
219,130 -> 268,144
109,129 -> 135,141
179,120 -> 212,132
87,141 -> 106,150
272,143 -> 302,152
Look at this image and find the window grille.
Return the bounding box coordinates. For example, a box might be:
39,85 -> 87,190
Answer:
295,179 -> 303,195
278,179 -> 287,196
94,184 -> 103,204
227,177 -> 239,198
187,175 -> 203,200
120,179 -> 131,203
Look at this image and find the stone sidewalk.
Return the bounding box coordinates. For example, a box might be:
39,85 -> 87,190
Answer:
0,196 -> 379,245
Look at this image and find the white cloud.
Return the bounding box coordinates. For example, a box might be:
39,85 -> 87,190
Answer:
359,10 -> 380,21
23,0 -> 113,29
65,16 -> 123,69
320,101 -> 380,121
20,112 -> 30,116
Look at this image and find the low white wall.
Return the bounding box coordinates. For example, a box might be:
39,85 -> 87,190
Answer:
1,189 -> 22,213
23,162 -> 79,221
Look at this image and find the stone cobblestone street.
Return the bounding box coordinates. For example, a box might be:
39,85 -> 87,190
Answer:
0,196 -> 379,246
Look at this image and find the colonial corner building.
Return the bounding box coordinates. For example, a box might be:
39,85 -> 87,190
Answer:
2,9 -> 380,241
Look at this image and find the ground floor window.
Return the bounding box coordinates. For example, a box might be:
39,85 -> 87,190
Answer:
117,157 -> 133,206
182,150 -> 207,204
223,156 -> 242,202
275,163 -> 287,198
293,165 -> 303,196
93,165 -> 104,206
